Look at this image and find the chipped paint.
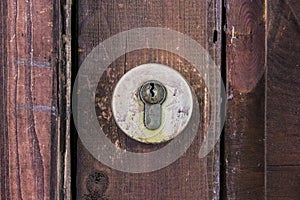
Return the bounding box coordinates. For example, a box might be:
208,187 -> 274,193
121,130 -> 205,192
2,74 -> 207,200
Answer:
112,63 -> 193,144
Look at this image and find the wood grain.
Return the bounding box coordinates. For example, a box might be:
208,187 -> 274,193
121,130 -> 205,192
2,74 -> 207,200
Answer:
76,0 -> 222,199
224,0 -> 266,199
1,0 -> 299,199
0,0 -> 70,199
226,0 -> 265,93
266,0 -> 300,199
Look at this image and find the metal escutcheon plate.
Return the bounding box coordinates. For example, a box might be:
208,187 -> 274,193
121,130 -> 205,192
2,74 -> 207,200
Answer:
112,63 -> 194,144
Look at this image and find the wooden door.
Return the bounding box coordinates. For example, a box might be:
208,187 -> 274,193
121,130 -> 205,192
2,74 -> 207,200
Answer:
0,0 -> 299,199
75,0 -> 221,199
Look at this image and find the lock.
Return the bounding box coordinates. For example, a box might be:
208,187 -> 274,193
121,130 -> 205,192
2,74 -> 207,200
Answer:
112,63 -> 193,144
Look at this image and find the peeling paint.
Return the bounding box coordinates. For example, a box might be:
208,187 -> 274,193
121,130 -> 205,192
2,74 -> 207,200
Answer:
112,64 -> 193,144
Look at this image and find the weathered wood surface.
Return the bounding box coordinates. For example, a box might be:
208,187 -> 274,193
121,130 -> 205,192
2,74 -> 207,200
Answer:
1,0 -> 299,199
266,0 -> 300,199
224,0 -> 266,199
0,0 -> 71,199
76,0 -> 222,199
225,0 -> 300,199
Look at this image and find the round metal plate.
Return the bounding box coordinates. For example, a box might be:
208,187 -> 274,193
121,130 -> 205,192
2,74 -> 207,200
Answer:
112,63 -> 193,144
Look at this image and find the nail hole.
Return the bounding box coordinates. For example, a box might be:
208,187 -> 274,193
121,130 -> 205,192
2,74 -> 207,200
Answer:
213,30 -> 218,43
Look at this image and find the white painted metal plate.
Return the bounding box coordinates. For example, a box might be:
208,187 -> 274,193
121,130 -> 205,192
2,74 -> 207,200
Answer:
112,63 -> 193,144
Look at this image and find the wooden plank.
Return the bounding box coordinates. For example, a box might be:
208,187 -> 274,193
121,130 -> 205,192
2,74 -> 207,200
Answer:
224,0 -> 266,199
266,0 -> 300,199
0,0 -> 70,199
267,166 -> 300,199
76,0 -> 222,199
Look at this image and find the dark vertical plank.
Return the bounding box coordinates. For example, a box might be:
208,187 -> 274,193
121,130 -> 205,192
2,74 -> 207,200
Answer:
225,0 -> 266,199
0,0 -> 9,199
0,0 -> 70,199
76,0 -> 222,199
266,0 -> 300,199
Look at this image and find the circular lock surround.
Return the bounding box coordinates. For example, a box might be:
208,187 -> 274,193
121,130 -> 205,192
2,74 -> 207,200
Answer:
72,27 -> 226,173
112,63 -> 194,144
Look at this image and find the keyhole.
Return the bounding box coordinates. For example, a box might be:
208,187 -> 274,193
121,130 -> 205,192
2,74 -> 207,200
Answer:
140,80 -> 166,104
150,83 -> 155,98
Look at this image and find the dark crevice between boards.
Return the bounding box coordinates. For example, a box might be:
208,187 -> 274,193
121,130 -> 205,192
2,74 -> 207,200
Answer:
70,0 -> 78,198
220,0 -> 227,199
50,0 -> 60,198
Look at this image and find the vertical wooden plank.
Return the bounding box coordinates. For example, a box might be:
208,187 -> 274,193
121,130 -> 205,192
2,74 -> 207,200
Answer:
0,0 -> 70,199
61,0 -> 73,199
0,1 -> 9,199
75,0 -> 222,199
266,0 -> 300,199
225,0 -> 266,199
